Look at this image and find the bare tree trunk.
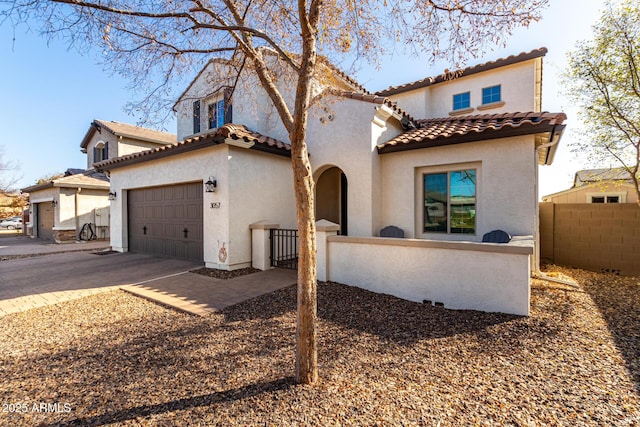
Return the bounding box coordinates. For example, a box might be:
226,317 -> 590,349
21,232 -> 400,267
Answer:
292,146 -> 318,384
291,0 -> 320,384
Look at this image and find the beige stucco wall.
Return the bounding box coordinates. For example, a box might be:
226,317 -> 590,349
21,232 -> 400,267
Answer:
388,60 -> 539,119
26,187 -> 58,236
542,183 -> 638,204
86,132 -> 171,168
108,144 -> 295,269
85,131 -> 119,168
380,135 -> 537,241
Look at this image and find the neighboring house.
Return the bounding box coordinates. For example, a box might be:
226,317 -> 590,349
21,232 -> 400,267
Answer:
97,47 -> 566,315
542,167 -> 638,204
23,120 -> 176,242
539,167 -> 640,276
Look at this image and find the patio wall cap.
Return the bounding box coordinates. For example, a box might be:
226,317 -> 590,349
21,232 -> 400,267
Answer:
249,221 -> 280,230
316,219 -> 341,232
327,235 -> 534,255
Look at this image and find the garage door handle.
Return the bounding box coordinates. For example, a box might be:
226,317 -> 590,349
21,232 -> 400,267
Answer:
143,226 -> 147,235
183,228 -> 189,238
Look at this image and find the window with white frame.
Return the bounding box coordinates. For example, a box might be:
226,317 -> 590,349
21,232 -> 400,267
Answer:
423,169 -> 476,234
208,99 -> 226,129
207,88 -> 233,130
587,192 -> 625,203
93,141 -> 109,163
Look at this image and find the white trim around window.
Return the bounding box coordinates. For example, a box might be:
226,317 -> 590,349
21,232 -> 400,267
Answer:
586,192 -> 627,203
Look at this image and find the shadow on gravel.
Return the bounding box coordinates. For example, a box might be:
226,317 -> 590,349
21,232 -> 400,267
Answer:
222,281 -> 521,345
580,274 -> 640,395
40,377 -> 295,427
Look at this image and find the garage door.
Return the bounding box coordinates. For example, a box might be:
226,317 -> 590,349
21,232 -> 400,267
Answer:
128,182 -> 203,262
37,202 -> 54,240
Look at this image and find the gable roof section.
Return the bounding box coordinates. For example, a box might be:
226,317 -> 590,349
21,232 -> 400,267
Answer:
80,120 -> 176,151
377,112 -> 567,163
376,48 -> 548,97
338,91 -> 416,125
22,170 -> 109,193
173,51 -> 369,110
95,124 -> 291,171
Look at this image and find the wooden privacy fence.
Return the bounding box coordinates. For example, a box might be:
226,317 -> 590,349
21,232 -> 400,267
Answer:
539,203 -> 640,275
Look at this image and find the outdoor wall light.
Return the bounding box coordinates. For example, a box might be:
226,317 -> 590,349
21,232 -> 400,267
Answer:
108,191 -> 117,201
205,177 -> 217,193
51,199 -> 58,207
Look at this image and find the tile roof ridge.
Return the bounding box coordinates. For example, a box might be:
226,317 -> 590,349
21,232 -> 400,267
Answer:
376,48 -> 548,96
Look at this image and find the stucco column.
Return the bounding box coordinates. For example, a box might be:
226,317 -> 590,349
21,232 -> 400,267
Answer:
316,219 -> 340,282
250,221 -> 280,271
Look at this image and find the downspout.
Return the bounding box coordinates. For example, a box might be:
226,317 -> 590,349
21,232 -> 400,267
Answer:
75,188 -> 82,241
532,126 -> 579,288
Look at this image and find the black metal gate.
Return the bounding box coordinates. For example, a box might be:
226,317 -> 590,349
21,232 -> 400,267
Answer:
270,228 -> 298,269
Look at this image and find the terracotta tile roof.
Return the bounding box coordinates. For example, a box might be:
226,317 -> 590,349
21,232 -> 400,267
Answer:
80,120 -> 176,150
95,124 -> 291,171
376,48 -> 548,96
377,112 -> 567,154
338,91 -> 417,125
22,170 -> 109,193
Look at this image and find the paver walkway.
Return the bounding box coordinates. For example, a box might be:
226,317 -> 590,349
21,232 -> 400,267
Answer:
121,268 -> 297,316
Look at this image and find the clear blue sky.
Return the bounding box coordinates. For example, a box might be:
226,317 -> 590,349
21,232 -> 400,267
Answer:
0,0 -> 604,197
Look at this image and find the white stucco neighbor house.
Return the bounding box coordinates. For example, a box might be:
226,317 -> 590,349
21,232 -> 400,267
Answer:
23,120 -> 175,242
96,47 -> 566,315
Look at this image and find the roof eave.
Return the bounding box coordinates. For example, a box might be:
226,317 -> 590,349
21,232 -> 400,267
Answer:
377,48 -> 548,97
377,122 -> 560,155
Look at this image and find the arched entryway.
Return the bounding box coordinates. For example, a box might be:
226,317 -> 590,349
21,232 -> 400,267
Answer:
315,166 -> 348,235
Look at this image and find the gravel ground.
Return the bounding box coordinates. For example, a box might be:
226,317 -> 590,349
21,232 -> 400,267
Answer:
0,266 -> 638,426
191,267 -> 261,280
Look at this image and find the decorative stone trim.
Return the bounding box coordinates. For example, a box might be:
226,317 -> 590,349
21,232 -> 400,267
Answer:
449,107 -> 475,116
477,101 -> 506,111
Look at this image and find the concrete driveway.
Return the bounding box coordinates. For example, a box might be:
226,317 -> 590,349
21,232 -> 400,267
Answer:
0,251 -> 200,316
0,238 -> 297,317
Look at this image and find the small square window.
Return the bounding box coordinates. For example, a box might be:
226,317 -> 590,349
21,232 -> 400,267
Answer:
453,92 -> 471,111
482,85 -> 501,105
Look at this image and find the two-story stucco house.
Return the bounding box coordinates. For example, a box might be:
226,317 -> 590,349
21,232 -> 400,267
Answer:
23,120 -> 175,242
97,48 -> 566,315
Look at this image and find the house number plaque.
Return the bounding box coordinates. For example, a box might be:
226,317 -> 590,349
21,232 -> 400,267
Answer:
210,202 -> 221,209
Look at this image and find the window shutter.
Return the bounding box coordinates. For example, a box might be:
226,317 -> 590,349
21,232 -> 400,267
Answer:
224,88 -> 233,124
93,147 -> 99,163
104,142 -> 109,160
193,100 -> 201,134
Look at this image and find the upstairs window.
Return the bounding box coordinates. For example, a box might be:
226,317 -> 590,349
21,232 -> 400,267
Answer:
424,169 -> 476,234
482,85 -> 501,105
208,89 -> 233,129
208,99 -> 226,129
93,141 -> 109,163
453,92 -> 471,111
193,100 -> 201,134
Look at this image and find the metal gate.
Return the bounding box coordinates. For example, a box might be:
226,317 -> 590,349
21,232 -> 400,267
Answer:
270,229 -> 298,269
